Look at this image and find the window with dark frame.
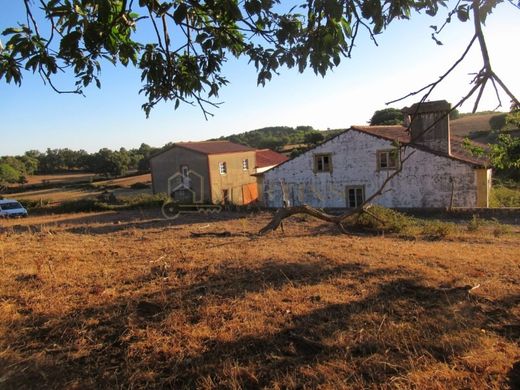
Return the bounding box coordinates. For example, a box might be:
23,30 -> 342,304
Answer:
377,150 -> 399,170
314,154 -> 332,172
346,186 -> 364,208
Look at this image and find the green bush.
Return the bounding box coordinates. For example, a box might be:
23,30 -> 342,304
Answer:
467,215 -> 482,232
347,206 -> 415,234
421,220 -> 456,239
491,219 -> 512,237
26,193 -> 169,215
53,199 -> 110,213
490,185 -> 520,207
118,193 -> 169,208
19,198 -> 51,210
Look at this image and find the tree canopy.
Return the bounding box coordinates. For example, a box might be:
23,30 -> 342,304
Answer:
369,108 -> 403,125
0,143 -> 161,185
1,0 -> 514,118
216,126 -> 342,150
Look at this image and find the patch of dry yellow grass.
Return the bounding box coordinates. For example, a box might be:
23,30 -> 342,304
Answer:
0,211 -> 518,388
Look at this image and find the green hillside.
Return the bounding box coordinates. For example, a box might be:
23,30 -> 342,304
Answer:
214,126 -> 344,151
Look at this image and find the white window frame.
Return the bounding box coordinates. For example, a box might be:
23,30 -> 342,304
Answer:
219,161 -> 227,175
242,158 -> 249,171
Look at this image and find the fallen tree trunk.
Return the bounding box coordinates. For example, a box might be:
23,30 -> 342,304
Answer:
258,204 -> 369,235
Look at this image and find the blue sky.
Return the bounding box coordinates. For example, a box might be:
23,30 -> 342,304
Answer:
0,3 -> 518,155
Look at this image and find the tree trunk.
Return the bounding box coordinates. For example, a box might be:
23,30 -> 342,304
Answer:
258,204 -> 366,235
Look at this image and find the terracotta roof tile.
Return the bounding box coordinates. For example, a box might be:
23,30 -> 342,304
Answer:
351,125 -> 489,167
255,149 -> 289,168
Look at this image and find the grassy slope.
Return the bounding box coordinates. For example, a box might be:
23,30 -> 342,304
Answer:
450,113 -> 499,137
451,113 -> 520,144
0,211 -> 519,389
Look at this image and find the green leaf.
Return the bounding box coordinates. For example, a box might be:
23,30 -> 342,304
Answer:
173,4 -> 188,25
457,5 -> 469,22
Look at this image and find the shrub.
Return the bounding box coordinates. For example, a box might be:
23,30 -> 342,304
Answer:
19,198 -> 51,210
490,218 -> 512,237
53,199 -> 109,213
467,215 -> 481,232
421,220 -> 456,239
26,194 -> 169,215
130,182 -> 151,189
118,193 -> 169,209
490,185 -> 520,207
348,206 -> 414,234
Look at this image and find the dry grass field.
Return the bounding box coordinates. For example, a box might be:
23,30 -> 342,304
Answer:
450,113 -> 497,137
10,173 -> 151,187
0,210 -> 519,389
13,174 -> 152,203
23,173 -> 98,186
92,173 -> 151,188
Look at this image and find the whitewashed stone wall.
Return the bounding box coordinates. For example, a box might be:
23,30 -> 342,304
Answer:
263,130 -> 479,208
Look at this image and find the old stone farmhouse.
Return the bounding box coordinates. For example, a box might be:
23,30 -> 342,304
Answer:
150,141 -> 287,205
261,101 -> 491,209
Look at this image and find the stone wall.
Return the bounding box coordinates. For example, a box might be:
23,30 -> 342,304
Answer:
263,130 -> 480,208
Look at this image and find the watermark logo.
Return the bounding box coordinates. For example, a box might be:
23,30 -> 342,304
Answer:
161,169 -> 222,220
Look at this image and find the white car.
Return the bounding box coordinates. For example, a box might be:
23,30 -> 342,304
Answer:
0,199 -> 28,218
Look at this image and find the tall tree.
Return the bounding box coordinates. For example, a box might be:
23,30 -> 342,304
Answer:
0,163 -> 20,184
304,131 -> 325,145
87,148 -> 130,177
370,108 -> 404,125
1,1 -> 517,118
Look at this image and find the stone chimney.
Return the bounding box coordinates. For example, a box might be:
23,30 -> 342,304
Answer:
402,100 -> 451,155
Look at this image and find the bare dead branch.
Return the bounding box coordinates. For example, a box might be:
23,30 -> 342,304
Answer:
258,205 -> 362,235
472,75 -> 488,113
491,71 -> 520,108
386,34 -> 477,106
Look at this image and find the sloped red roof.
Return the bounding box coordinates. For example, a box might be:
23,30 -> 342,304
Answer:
351,126 -> 489,167
255,149 -> 289,168
175,141 -> 254,155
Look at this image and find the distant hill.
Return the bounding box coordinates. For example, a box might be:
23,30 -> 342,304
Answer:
214,113 -> 518,156
214,126 -> 344,151
451,112 -> 519,144
451,112 -> 504,135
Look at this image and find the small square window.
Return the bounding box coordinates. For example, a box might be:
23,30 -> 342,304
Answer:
314,154 -> 332,173
377,150 -> 399,170
219,161 -> 227,175
242,159 -> 249,171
